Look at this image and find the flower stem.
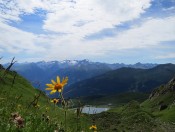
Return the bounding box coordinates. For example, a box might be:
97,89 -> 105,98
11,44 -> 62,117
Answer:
65,110 -> 67,131
60,92 -> 67,132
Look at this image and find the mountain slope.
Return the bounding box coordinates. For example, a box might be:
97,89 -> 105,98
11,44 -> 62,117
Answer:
142,77 -> 175,122
94,78 -> 175,131
65,63 -> 175,98
0,67 -> 90,131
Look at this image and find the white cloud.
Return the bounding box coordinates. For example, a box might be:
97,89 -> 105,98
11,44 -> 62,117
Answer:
43,0 -> 152,38
38,16 -> 175,61
0,0 -> 152,38
0,0 -> 175,63
0,21 -> 46,54
155,52 -> 175,59
0,0 -> 152,37
101,16 -> 175,50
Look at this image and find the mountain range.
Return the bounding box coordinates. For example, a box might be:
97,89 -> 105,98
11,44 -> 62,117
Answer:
64,63 -> 175,98
5,60 -> 157,91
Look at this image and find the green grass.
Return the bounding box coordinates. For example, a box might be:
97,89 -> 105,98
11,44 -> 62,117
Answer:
92,102 -> 159,132
153,106 -> 175,122
93,100 -> 175,132
141,81 -> 175,123
0,70 -> 91,132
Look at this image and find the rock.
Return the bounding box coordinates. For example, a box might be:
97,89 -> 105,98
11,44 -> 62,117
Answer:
159,104 -> 168,111
168,78 -> 175,91
158,101 -> 164,105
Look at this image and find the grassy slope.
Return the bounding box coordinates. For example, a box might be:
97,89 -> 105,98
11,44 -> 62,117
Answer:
0,69 -> 91,132
141,81 -> 175,122
95,101 -> 160,132
92,100 -> 175,132
90,78 -> 175,132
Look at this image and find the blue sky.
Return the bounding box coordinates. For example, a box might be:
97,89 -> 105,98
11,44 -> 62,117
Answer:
0,0 -> 175,64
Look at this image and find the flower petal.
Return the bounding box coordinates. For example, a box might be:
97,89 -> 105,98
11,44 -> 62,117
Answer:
51,80 -> 57,85
45,88 -> 53,90
61,77 -> 68,86
46,84 -> 54,87
57,76 -> 60,84
50,90 -> 56,94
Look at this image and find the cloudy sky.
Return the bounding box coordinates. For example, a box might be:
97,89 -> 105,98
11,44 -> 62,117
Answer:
0,0 -> 175,64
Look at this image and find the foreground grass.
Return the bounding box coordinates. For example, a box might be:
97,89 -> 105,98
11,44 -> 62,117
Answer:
0,70 -> 91,132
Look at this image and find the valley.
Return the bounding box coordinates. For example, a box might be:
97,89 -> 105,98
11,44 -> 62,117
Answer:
0,61 -> 175,131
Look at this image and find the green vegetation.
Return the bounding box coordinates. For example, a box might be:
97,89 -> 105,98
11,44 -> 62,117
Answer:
94,101 -> 158,132
0,63 -> 175,132
93,100 -> 175,132
141,78 -> 175,122
0,68 -> 91,132
86,78 -> 175,131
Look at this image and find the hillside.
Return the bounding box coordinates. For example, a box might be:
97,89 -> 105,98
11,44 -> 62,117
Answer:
93,78 -> 175,131
0,66 -> 91,131
65,63 -> 175,98
142,77 -> 175,122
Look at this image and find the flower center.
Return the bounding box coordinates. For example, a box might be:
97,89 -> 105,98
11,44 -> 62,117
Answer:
54,84 -> 63,91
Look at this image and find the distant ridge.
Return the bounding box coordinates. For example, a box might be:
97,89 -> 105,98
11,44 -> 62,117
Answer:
64,63 -> 175,98
4,60 -> 157,90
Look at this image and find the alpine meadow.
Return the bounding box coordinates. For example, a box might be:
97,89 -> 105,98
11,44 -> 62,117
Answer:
0,0 -> 175,132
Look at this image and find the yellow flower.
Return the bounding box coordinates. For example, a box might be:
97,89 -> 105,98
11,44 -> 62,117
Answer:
51,98 -> 59,104
89,125 -> 97,131
45,76 -> 68,94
